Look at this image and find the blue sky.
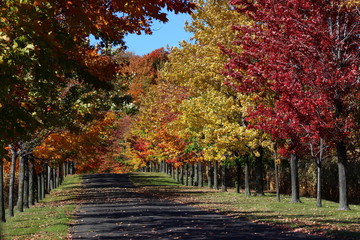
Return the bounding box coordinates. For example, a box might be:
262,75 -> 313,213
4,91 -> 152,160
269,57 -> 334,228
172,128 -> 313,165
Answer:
123,12 -> 193,56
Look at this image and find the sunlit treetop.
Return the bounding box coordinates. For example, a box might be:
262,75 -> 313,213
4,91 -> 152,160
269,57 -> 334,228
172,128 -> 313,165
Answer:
162,0 -> 246,95
161,0 -> 271,162
225,0 -> 360,150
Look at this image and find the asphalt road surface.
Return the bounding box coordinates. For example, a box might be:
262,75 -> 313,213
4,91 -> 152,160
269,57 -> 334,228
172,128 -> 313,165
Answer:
70,173 -> 328,240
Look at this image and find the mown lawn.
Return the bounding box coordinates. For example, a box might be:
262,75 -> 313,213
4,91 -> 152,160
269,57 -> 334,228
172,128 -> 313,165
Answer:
130,172 -> 360,240
0,174 -> 82,240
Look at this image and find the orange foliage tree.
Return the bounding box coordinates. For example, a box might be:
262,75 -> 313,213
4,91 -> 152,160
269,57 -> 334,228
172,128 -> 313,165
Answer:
124,48 -> 169,103
34,112 -> 124,173
125,78 -> 190,170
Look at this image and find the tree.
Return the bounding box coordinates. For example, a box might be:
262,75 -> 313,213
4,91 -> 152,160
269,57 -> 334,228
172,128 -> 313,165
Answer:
226,0 -> 360,210
125,48 -> 169,104
162,0 -> 272,194
0,0 -> 195,142
125,80 -> 189,171
0,3 -> 195,210
0,143 -> 6,222
7,144 -> 19,217
34,111 -> 119,174
16,142 -> 27,212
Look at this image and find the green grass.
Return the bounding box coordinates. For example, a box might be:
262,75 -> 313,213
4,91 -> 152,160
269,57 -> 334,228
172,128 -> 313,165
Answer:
0,174 -> 82,240
130,172 -> 360,239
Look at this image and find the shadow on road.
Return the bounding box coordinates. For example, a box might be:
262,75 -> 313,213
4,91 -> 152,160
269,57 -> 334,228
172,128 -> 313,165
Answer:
71,174 -> 328,240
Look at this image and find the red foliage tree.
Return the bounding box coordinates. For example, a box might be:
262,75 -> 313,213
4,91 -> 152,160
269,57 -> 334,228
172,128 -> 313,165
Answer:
225,0 -> 360,210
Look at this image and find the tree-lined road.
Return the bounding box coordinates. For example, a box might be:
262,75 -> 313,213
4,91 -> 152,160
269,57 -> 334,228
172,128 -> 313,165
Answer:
70,174 -> 328,240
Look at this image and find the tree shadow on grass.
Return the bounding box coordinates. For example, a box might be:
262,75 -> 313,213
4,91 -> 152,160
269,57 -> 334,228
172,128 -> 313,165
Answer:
129,174 -> 360,239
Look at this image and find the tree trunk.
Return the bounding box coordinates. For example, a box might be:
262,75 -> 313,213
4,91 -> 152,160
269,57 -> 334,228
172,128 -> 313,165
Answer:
54,166 -> 58,188
37,174 -> 41,202
274,159 -> 280,202
17,154 -> 26,212
149,161 -> 153,172
62,163 -> 65,184
235,161 -> 241,194
221,164 -> 227,192
43,164 -> 48,194
72,162 -> 76,174
49,167 -> 55,190
56,165 -> 60,188
0,159 -> 5,222
41,171 -> 45,199
171,163 -> 176,180
176,167 -> 179,183
68,162 -> 73,175
180,165 -> 184,185
316,162 -> 322,207
64,161 -> 68,176
60,163 -> 64,185
33,172 -> 38,204
51,166 -> 55,190
198,162 -> 203,187
206,162 -> 212,189
244,159 -> 250,197
47,165 -> 51,192
29,155 -> 35,206
67,161 -> 70,175
23,156 -> 29,209
185,163 -> 189,186
173,164 -> 176,180
290,153 -> 301,203
53,167 -> 57,188
336,141 -> 350,210
190,163 -> 194,186
36,173 -> 42,202
254,149 -> 264,196
213,161 -> 219,190
8,145 -> 17,217
156,161 -> 160,172
194,162 -> 198,186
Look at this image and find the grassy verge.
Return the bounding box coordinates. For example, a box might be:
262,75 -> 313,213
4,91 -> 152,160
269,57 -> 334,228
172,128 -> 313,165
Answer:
130,172 -> 360,240
0,174 -> 82,240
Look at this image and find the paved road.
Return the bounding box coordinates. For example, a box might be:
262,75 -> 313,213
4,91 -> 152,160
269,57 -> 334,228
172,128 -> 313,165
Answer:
70,174 -> 328,240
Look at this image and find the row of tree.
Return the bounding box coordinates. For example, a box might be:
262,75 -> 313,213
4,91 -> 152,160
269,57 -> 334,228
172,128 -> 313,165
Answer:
0,0 -> 195,223
123,0 -> 359,211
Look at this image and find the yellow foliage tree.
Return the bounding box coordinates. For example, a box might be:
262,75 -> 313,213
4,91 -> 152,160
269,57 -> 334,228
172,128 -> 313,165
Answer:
125,81 -> 189,170
162,0 -> 272,165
